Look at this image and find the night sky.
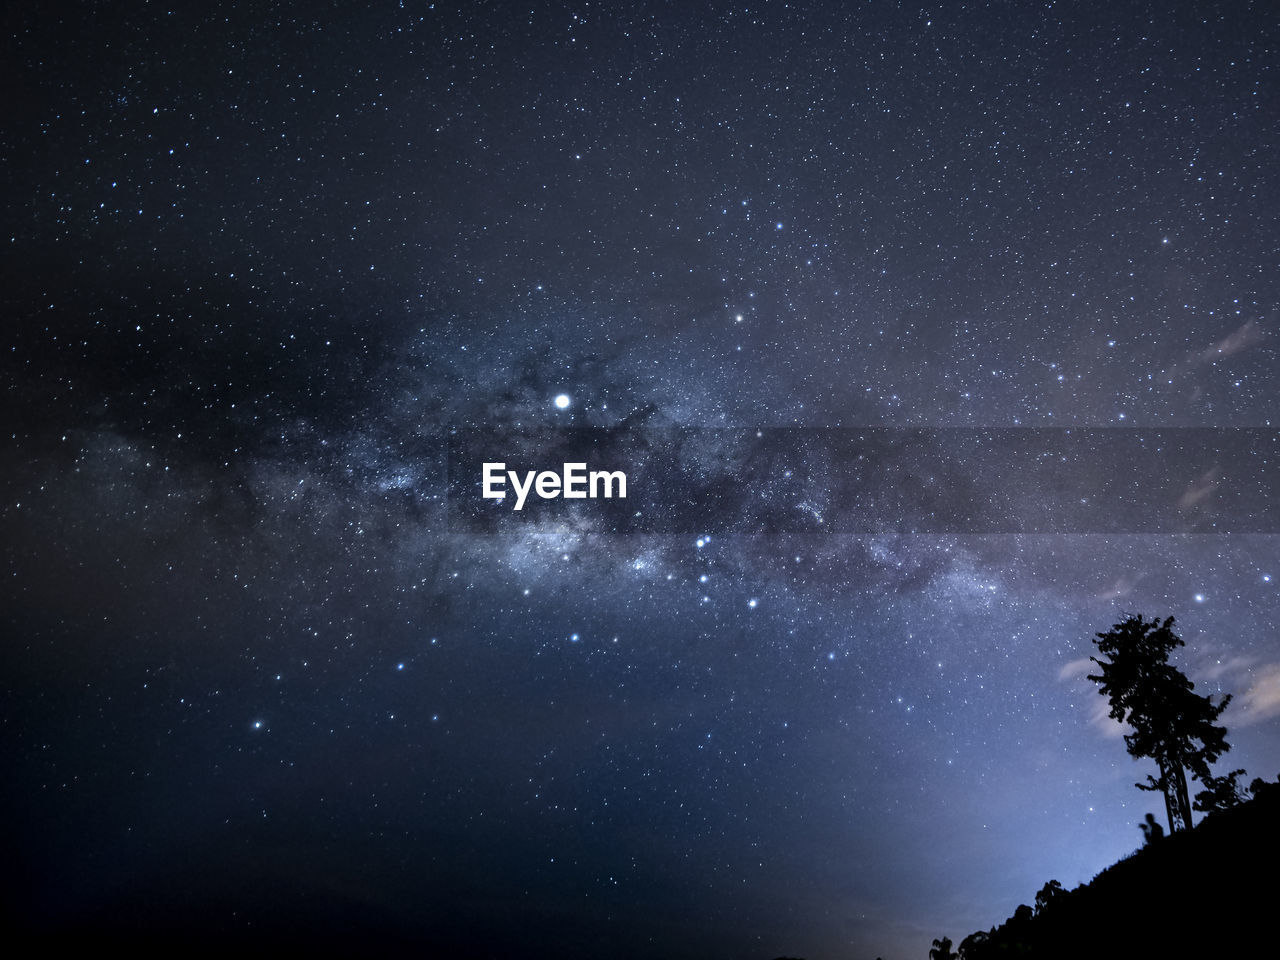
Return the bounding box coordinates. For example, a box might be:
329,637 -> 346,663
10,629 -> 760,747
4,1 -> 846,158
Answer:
4,3 -> 1280,958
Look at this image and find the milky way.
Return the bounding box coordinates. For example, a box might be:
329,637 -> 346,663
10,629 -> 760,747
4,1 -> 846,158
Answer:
4,3 -> 1279,958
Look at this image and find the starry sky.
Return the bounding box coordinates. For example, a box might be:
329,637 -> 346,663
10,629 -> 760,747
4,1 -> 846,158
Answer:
4,2 -> 1280,958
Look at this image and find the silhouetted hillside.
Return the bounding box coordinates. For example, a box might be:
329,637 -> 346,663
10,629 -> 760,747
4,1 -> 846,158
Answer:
944,778 -> 1280,959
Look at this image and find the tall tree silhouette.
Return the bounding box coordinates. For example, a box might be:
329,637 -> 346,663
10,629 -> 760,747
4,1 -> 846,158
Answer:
929,935 -> 957,960
1088,614 -> 1232,832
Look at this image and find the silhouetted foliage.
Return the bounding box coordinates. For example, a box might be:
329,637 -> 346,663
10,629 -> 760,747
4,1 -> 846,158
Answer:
1139,812 -> 1164,846
1250,772 -> 1280,799
956,929 -> 990,959
1088,614 -> 1232,832
935,782 -> 1280,959
929,935 -> 957,960
1193,767 -> 1249,813
1033,879 -> 1064,916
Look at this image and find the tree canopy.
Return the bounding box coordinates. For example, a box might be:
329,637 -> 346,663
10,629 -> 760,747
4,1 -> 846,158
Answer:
1088,614 -> 1232,832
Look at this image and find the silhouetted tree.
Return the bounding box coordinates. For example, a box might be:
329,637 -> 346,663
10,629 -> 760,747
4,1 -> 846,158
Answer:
929,935 -> 957,960
1249,772 -> 1280,799
1033,879 -> 1064,915
1088,614 -> 1232,832
956,929 -> 989,960
1193,767 -> 1248,813
939,784 -> 1280,958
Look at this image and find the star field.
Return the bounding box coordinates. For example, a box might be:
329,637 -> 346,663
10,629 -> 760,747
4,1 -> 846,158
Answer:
3,3 -> 1280,958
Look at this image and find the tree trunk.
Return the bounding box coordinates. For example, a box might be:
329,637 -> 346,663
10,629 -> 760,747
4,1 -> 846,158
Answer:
1157,756 -> 1190,833
1175,764 -> 1192,830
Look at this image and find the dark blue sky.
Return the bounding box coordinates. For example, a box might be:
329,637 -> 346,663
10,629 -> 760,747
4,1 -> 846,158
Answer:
4,3 -> 1279,958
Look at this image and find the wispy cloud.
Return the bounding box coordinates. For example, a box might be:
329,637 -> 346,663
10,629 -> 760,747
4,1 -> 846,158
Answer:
1177,467 -> 1220,511
1059,658 -> 1126,738
1200,655 -> 1254,682
1088,699 -> 1127,739
1094,575 -> 1140,602
1235,663 -> 1280,725
1197,320 -> 1265,363
1162,319 -> 1267,384
1058,658 -> 1094,681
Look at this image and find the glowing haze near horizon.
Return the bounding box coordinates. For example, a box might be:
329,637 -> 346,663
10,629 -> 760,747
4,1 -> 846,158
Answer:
3,3 -> 1280,958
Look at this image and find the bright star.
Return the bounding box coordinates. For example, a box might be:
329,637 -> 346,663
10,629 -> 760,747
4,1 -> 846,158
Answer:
554,394 -> 571,409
